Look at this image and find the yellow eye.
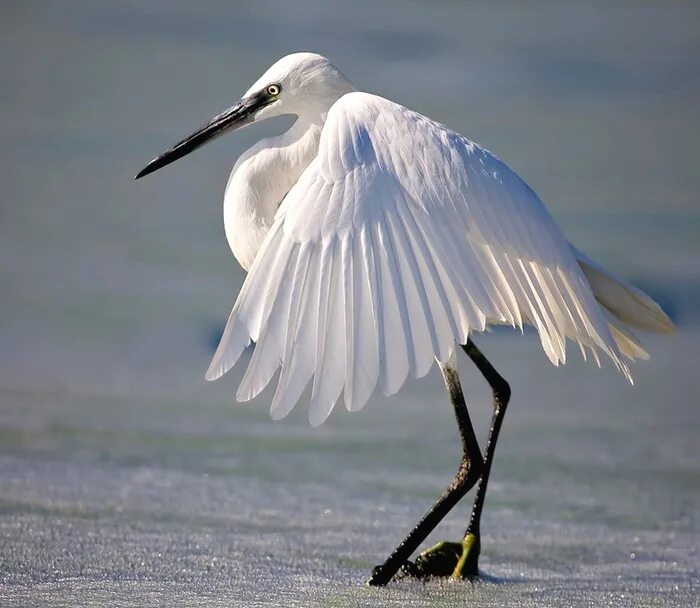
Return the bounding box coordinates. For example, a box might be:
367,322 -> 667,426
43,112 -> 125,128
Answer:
266,83 -> 281,96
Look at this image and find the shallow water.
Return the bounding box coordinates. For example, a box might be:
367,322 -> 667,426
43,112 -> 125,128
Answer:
1,2 -> 698,606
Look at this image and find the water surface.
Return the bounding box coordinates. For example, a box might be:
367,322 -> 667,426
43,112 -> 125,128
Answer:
1,2 -> 698,606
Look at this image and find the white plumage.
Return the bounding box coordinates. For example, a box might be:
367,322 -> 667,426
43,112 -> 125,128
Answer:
138,53 -> 673,426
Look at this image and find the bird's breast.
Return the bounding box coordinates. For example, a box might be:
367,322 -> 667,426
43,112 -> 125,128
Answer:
223,126 -> 321,271
223,160 -> 289,271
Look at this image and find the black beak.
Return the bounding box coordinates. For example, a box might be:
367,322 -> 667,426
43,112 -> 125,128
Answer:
135,92 -> 271,179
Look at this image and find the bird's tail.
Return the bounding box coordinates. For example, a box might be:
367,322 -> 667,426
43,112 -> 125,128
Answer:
573,246 -> 675,360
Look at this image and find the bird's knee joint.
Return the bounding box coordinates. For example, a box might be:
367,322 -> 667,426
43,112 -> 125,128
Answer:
469,454 -> 484,484
452,456 -> 483,493
494,378 -> 511,410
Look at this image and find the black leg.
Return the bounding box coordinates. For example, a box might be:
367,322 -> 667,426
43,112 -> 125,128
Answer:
457,337 -> 511,576
367,351 -> 483,586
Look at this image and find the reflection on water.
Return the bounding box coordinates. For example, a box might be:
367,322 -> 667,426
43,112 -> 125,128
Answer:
1,2 -> 698,606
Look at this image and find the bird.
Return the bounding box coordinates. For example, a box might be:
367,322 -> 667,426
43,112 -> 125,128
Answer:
136,52 -> 674,586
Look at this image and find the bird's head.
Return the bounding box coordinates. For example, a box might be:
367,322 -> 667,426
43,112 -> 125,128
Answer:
136,53 -> 353,179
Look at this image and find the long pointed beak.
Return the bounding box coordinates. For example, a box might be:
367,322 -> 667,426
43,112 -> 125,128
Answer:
135,92 -> 270,179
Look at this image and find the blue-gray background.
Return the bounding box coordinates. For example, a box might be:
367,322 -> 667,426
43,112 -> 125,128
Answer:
1,2 -> 698,606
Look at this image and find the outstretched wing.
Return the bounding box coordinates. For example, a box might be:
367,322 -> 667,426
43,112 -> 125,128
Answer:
207,92 -> 630,425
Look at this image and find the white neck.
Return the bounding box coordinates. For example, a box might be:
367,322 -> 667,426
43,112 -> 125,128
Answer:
223,115 -> 323,271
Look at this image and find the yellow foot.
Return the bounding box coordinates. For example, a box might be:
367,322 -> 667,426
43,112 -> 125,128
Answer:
401,533 -> 480,580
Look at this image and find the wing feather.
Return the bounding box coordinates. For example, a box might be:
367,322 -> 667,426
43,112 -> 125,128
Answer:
377,211 -> 418,381
205,221 -> 285,381
372,221 -> 410,395
308,239 -> 345,425
236,241 -> 299,400
270,243 -> 315,419
399,202 -> 457,362
345,231 -> 379,412
386,205 -> 440,377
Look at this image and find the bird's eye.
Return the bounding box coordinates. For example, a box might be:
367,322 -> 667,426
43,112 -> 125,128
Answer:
266,83 -> 281,96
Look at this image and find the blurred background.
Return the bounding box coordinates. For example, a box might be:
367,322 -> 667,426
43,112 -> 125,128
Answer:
1,2 -> 698,606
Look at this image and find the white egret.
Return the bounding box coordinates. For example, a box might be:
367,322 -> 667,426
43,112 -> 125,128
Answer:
136,52 -> 674,585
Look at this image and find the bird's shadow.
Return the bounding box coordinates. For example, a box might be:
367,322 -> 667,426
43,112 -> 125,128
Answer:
391,569 -> 534,588
477,570 -> 532,585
